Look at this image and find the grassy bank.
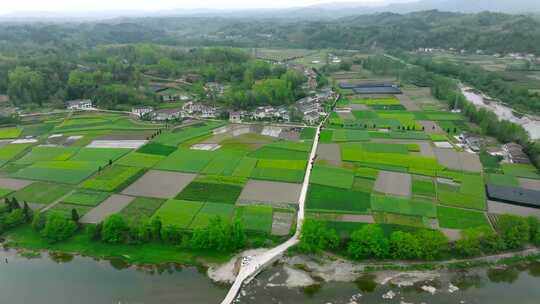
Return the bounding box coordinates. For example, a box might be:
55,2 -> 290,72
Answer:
3,226 -> 232,265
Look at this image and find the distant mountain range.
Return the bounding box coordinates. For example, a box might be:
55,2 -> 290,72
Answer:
1,0 -> 540,21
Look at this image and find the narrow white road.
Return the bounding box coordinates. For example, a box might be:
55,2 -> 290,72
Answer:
219,95 -> 338,304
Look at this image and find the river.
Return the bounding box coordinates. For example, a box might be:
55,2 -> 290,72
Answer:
461,87 -> 540,140
1,248 -> 539,304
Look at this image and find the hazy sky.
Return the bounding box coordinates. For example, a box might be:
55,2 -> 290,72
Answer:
0,0 -> 393,14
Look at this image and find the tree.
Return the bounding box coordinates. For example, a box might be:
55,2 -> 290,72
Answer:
416,229 -> 448,260
150,216 -> 162,241
348,224 -> 389,259
389,231 -> 420,259
22,201 -> 32,221
299,219 -> 339,253
41,213 -> 77,243
527,217 -> 540,246
8,66 -> 45,105
191,216 -> 246,252
31,212 -> 46,231
498,215 -> 530,249
101,214 -> 129,244
455,229 -> 483,257
71,209 -> 80,223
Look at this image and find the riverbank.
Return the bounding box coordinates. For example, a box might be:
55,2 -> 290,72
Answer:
2,226 -> 231,267
461,85 -> 540,139
208,245 -> 539,288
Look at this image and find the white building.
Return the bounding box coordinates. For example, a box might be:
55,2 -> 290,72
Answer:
152,108 -> 182,121
66,99 -> 93,110
132,106 -> 154,118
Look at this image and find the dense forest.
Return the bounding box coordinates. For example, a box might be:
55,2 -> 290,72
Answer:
0,11 -> 539,55
0,44 -> 305,110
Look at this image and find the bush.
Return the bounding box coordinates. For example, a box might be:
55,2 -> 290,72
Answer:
101,214 -> 129,244
416,229 -> 448,260
389,231 -> 420,260
161,225 -> 182,244
497,215 -> 530,249
298,220 -> 339,253
528,217 -> 540,247
31,212 -> 46,231
455,229 -> 483,257
190,217 -> 246,252
41,213 -> 77,243
348,224 -> 389,259
3,209 -> 25,229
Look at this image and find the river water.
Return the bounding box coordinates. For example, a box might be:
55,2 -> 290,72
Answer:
1,248 -> 540,304
461,88 -> 540,140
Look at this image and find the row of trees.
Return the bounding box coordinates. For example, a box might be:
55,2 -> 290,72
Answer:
300,214 -> 540,261
0,198 -> 33,235
299,220 -> 449,261
88,214 -> 247,253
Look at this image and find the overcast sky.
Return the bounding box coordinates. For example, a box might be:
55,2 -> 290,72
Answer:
0,0 -> 399,14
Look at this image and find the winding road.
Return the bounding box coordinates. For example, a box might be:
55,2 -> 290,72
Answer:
219,96 -> 338,304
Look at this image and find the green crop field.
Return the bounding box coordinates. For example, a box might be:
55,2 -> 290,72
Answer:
232,158 -> 258,178
412,178 -> 436,199
153,199 -> 204,229
0,144 -> 32,163
176,180 -> 244,204
116,152 -> 165,168
311,165 -> 354,189
61,189 -> 110,207
256,159 -> 307,171
81,165 -> 144,192
351,177 -> 375,192
189,202 -> 235,229
358,143 -> 409,154
48,203 -> 92,218
355,167 -> 379,179
437,206 -> 490,229
341,144 -> 443,174
502,163 -> 540,180
12,161 -> 99,184
69,148 -> 130,165
16,146 -> 79,165
375,212 -> 426,228
121,197 -> 166,221
153,121 -> 225,146
9,182 -> 72,205
371,195 -> 437,218
266,140 -> 312,152
306,184 -> 371,213
202,155 -> 243,176
251,167 -> 305,183
248,147 -> 309,160
0,127 -> 22,139
300,128 -> 316,140
0,187 -> 12,198
437,174 -> 486,210
155,148 -> 216,173
332,130 -> 370,142
485,173 -> 520,187
236,205 -> 273,234
319,129 -> 334,143
137,142 -> 177,156
350,98 -> 401,105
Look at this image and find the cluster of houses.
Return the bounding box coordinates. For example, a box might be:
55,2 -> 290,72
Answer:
229,89 -> 335,125
132,101 -> 222,121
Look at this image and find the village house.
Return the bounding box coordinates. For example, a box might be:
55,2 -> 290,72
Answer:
151,108 -> 182,121
66,99 -> 93,110
182,101 -> 220,118
229,111 -> 243,123
132,106 -> 154,118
